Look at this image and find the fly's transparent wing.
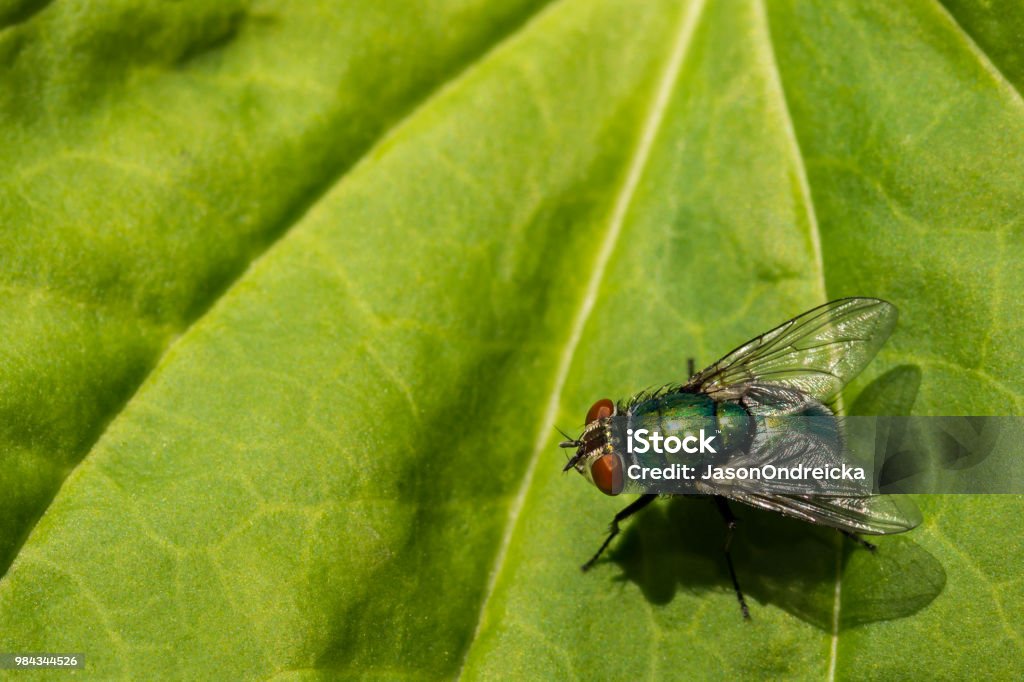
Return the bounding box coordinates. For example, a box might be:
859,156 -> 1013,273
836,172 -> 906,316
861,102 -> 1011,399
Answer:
718,490 -> 921,535
685,298 -> 897,404
685,298 -> 911,532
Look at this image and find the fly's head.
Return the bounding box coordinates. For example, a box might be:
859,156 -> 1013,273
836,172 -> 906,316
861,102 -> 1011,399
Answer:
559,398 -> 625,496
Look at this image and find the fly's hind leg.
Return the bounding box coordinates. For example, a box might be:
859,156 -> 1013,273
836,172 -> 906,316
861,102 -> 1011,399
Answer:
839,529 -> 877,553
688,358 -> 696,379
714,496 -> 751,620
582,494 -> 657,572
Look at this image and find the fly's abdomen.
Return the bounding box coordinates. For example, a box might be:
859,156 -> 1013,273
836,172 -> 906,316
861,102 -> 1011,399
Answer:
753,400 -> 841,466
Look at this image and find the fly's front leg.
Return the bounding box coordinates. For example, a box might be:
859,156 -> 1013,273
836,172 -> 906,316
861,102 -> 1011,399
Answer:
839,529 -> 877,553
688,358 -> 696,379
582,494 -> 657,572
714,496 -> 751,620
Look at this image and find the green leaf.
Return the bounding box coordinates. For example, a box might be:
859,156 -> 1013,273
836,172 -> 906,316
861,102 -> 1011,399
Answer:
0,0 -> 550,573
1,0 -> 1022,679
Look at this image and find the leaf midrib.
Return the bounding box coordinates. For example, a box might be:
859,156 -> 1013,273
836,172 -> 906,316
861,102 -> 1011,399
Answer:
456,0 -> 711,675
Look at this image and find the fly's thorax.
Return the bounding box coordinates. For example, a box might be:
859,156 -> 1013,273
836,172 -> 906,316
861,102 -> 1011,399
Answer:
625,410 -> 714,470
626,392 -> 755,466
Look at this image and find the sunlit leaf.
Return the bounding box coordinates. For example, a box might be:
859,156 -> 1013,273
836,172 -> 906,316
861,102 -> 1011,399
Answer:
1,0 -> 1021,678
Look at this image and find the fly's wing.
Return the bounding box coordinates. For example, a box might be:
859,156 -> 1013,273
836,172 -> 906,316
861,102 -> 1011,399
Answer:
717,490 -> 922,535
688,299 -> 907,530
685,298 -> 897,405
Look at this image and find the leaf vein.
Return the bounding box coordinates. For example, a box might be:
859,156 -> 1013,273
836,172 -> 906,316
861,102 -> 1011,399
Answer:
929,0 -> 1024,109
456,0 -> 709,674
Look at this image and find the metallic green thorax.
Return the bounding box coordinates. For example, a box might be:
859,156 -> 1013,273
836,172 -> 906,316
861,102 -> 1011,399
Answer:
631,391 -> 753,455
607,391 -> 753,473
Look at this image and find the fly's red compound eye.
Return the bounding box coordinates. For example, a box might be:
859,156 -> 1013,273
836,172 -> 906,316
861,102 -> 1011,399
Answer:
591,453 -> 623,496
586,398 -> 615,425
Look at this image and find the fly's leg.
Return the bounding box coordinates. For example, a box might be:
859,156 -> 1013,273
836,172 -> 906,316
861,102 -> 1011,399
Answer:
714,496 -> 751,620
582,494 -> 658,572
839,529 -> 877,553
687,358 -> 696,379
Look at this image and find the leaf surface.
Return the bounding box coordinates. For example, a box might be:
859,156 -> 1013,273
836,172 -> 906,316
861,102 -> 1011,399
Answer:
0,0 -> 550,573
0,0 -> 1021,679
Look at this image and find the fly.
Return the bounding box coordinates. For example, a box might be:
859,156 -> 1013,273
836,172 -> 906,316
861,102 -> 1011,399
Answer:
559,297 -> 921,619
